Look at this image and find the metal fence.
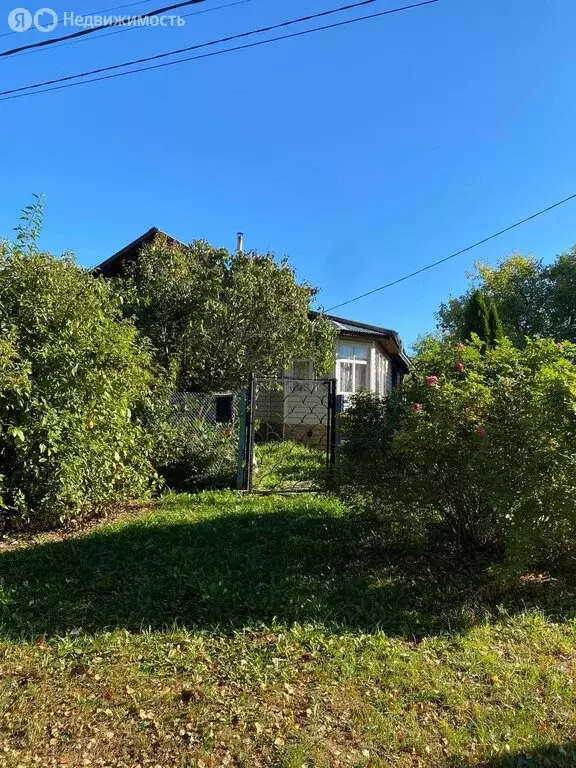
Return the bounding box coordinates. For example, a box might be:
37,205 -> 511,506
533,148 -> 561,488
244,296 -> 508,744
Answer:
162,383 -> 337,494
168,392 -> 240,429
161,391 -> 242,491
238,376 -> 337,493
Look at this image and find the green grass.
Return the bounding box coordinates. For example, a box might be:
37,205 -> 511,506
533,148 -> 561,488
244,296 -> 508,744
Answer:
254,441 -> 327,491
0,492 -> 575,766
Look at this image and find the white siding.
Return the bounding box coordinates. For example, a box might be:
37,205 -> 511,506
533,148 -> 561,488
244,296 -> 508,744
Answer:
283,360 -> 329,426
374,346 -> 393,397
386,358 -> 394,393
284,389 -> 330,425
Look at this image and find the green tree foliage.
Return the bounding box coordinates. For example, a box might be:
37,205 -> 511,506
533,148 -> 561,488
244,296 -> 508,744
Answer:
547,249 -> 576,339
0,201 -> 157,528
487,299 -> 504,347
438,249 -> 576,346
461,290 -> 490,347
460,291 -> 503,349
338,336 -> 576,561
120,235 -> 336,391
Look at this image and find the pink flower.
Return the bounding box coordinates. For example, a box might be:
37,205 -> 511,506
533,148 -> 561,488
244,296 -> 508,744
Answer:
425,375 -> 439,386
476,426 -> 487,437
455,362 -> 464,372
456,343 -> 466,350
412,403 -> 423,412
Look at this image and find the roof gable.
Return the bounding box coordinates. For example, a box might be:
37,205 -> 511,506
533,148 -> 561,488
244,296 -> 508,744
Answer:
95,230 -> 409,370
93,227 -> 186,278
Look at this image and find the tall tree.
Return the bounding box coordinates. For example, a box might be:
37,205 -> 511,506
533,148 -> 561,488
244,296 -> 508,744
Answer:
0,199 -> 156,528
487,299 -> 504,347
461,290 -> 490,346
119,234 -> 335,391
437,250 -> 576,346
546,247 -> 576,340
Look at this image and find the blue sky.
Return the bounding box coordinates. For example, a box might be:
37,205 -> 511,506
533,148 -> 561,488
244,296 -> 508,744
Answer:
1,0 -> 575,347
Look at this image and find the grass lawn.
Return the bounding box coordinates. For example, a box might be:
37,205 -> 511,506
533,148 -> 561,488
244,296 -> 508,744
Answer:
0,492 -> 576,767
253,442 -> 327,491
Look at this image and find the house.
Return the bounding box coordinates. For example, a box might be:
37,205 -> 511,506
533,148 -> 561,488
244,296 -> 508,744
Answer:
94,227 -> 184,279
258,312 -> 409,445
308,311 -> 409,396
95,229 -> 409,443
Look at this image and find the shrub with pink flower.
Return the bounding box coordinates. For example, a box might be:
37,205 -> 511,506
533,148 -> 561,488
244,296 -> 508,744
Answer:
338,334 -> 576,559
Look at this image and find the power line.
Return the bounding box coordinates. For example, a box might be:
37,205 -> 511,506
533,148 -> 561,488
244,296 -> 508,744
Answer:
0,0 -> 376,86
0,0 -> 208,57
324,192 -> 576,313
10,0 -> 252,60
80,0 -> 163,16
0,0 -> 438,101
0,0 -> 161,38
0,0 -> 159,38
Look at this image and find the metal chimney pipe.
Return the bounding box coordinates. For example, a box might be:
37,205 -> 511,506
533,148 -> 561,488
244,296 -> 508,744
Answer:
236,232 -> 244,254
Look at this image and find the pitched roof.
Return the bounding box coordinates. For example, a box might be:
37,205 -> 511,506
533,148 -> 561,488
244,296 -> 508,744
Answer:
322,312 -> 397,338
93,227 -> 186,278
316,312 -> 410,370
94,229 -> 409,369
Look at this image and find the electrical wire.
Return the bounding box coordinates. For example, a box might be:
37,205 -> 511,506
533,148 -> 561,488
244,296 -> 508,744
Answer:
325,192 -> 576,312
1,0 -> 376,77
0,0 -> 438,101
0,0 -> 209,57
0,0 -> 159,38
9,0 -> 252,60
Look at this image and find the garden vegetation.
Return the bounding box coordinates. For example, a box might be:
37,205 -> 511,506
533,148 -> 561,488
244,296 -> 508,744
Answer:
1,204 -> 576,765
338,335 -> 576,568
0,200 -> 158,529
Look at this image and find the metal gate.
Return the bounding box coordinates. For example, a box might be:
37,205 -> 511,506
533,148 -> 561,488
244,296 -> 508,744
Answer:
237,375 -> 337,492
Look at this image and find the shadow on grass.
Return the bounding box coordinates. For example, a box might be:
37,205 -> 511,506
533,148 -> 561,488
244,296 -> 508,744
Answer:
477,742 -> 576,767
0,496 -> 574,640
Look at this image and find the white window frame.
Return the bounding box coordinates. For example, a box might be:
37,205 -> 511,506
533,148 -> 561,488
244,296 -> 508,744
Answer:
376,350 -> 389,396
336,341 -> 369,395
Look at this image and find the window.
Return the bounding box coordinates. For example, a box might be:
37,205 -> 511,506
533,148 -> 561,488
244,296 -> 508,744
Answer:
376,351 -> 389,396
288,359 -> 316,393
336,341 -> 369,394
291,360 -> 312,379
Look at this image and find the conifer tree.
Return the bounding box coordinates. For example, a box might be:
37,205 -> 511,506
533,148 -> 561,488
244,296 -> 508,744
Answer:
488,299 -> 504,348
461,289 -> 491,347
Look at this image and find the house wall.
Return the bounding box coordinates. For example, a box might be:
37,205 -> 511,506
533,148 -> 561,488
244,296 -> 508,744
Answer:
254,380 -> 285,439
387,359 -> 394,391
254,369 -> 331,444
253,336 -> 395,443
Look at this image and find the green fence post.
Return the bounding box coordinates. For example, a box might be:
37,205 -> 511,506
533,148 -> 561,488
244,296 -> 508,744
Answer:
236,389 -> 247,490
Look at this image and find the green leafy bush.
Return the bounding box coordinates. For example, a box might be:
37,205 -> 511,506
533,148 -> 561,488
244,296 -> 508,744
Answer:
338,336 -> 576,560
118,234 -> 336,391
0,205 -> 157,529
156,418 -> 237,492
